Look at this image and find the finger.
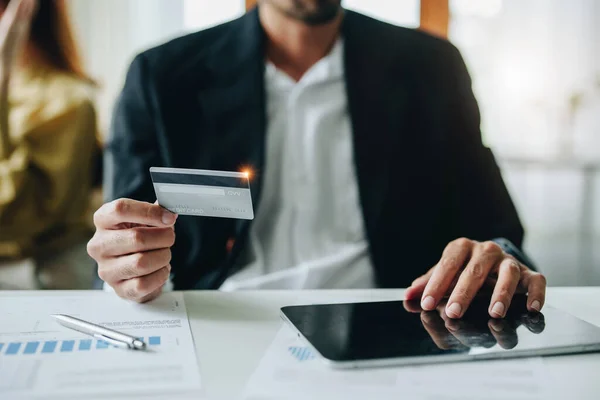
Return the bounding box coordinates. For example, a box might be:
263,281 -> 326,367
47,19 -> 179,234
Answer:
98,248 -> 172,283
420,312 -> 457,350
88,226 -> 175,259
137,287 -> 163,304
405,267 -> 434,300
435,298 -> 449,313
420,238 -> 472,311
445,242 -> 504,319
114,265 -> 171,301
521,270 -> 547,312
488,319 -> 519,349
94,199 -> 177,229
403,299 -> 423,313
488,259 -> 521,318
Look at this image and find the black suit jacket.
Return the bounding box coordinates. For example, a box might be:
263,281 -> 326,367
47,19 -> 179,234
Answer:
105,8 -> 526,290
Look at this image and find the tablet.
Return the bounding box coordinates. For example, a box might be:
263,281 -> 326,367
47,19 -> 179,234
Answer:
280,295 -> 600,368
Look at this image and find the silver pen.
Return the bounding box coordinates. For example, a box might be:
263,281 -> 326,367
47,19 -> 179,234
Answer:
51,314 -> 147,350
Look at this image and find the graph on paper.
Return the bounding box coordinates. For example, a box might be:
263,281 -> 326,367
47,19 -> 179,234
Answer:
0,336 -> 163,356
288,346 -> 316,362
0,293 -> 201,398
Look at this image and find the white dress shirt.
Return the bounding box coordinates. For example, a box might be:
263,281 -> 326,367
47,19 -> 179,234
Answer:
221,39 -> 374,290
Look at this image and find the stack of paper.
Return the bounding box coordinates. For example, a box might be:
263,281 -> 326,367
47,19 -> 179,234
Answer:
0,292 -> 202,399
242,326 -> 550,400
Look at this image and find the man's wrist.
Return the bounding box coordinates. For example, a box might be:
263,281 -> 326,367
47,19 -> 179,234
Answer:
492,238 -> 537,271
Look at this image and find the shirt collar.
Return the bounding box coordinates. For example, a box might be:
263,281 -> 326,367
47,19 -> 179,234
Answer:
265,37 -> 345,89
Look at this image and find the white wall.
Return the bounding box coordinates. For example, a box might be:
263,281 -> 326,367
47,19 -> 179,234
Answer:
69,0 -> 188,134
450,0 -> 600,286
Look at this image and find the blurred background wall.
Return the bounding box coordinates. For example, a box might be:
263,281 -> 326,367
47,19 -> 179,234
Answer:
449,0 -> 600,286
67,0 -> 600,286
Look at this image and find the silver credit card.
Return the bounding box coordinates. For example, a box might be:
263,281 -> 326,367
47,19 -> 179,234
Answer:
150,167 -> 254,220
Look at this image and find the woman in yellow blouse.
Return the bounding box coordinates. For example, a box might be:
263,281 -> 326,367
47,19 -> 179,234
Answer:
0,0 -> 99,289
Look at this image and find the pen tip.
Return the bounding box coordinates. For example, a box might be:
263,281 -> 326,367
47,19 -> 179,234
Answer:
133,339 -> 147,350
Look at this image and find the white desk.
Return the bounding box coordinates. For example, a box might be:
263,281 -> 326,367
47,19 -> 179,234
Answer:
3,288 -> 600,399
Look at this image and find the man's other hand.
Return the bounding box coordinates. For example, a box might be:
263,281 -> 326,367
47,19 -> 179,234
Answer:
403,299 -> 546,351
405,238 -> 546,319
87,199 -> 177,303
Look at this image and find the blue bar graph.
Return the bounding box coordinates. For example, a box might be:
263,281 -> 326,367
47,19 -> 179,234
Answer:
42,341 -> 58,354
288,346 -> 315,361
60,340 -> 75,352
24,342 -> 40,355
149,336 -> 161,346
79,339 -> 92,351
2,337 -> 162,355
6,342 -> 22,355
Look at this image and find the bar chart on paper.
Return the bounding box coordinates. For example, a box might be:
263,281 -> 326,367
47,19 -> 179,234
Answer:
0,336 -> 163,356
0,293 -> 201,398
288,346 -> 316,362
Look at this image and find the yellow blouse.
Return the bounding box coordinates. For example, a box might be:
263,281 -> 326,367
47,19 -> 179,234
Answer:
0,66 -> 98,259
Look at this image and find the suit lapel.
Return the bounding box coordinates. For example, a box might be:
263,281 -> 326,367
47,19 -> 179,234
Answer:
197,79 -> 266,211
343,11 -> 413,236
196,9 -> 267,243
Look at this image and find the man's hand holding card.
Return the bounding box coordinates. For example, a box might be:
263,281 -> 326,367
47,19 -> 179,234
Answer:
88,168 -> 253,302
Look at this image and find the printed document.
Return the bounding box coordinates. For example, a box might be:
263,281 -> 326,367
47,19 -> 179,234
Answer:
243,326 -> 550,400
0,292 -> 201,399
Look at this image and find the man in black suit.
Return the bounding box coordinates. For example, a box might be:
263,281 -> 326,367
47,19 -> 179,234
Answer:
88,0 -> 546,319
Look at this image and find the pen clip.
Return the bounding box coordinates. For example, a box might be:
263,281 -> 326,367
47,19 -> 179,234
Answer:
94,334 -> 130,349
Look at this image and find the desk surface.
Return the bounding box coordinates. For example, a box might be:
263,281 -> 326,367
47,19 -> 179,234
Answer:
3,287 -> 600,399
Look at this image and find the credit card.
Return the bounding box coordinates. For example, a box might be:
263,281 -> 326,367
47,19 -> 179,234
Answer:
150,167 -> 254,220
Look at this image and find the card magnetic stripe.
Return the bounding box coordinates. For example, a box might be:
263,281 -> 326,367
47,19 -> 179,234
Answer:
150,172 -> 249,188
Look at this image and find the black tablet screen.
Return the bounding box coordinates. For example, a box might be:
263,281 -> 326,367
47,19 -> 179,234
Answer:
281,295 -> 600,363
